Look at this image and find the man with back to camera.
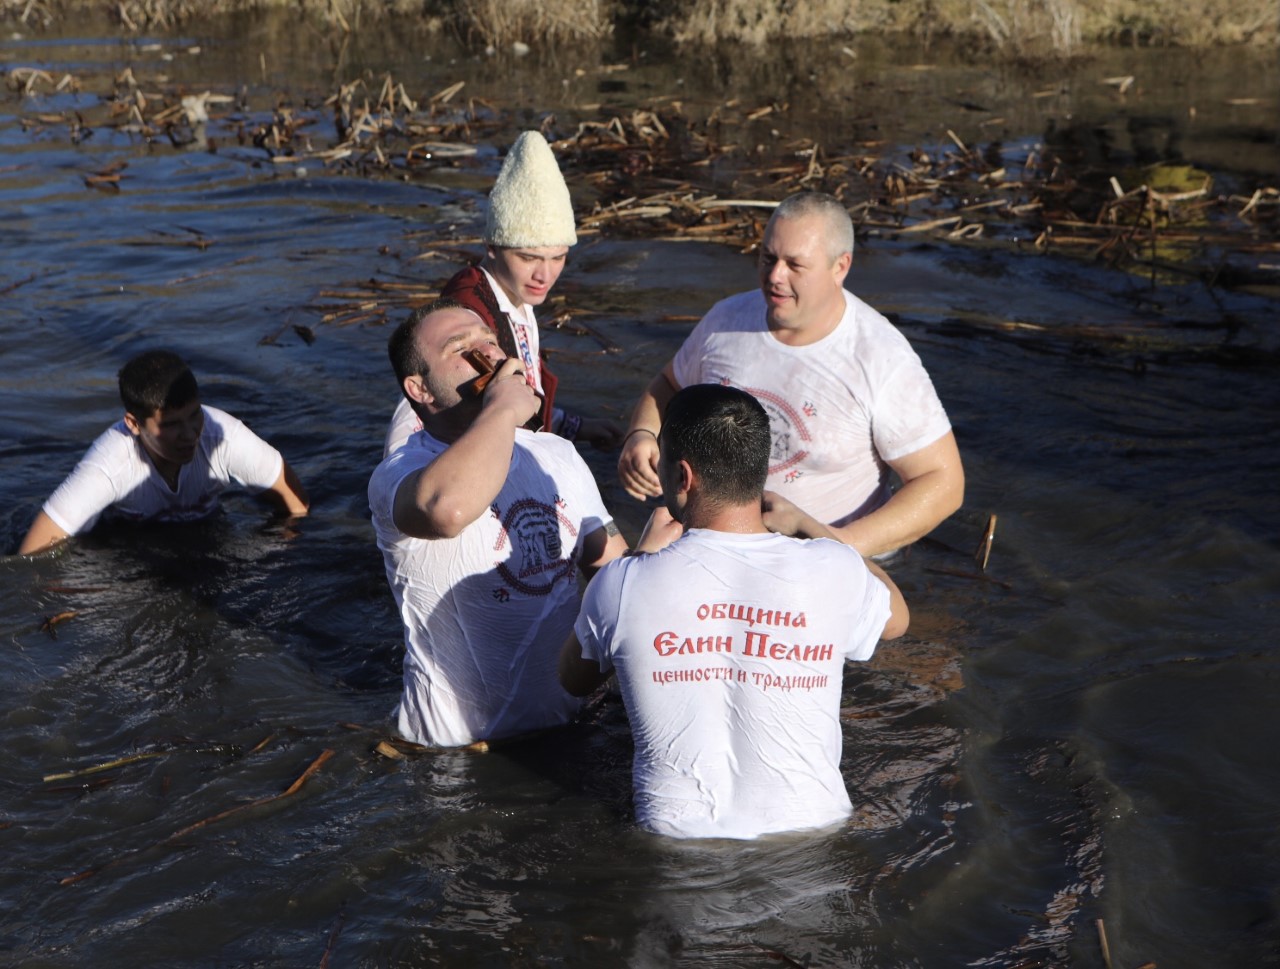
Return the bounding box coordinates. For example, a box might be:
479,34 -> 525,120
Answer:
385,130 -> 621,456
369,299 -> 629,748
616,190 -> 964,558
18,349 -> 309,555
561,383 -> 909,839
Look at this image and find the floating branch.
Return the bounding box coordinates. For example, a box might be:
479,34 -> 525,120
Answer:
44,749 -> 165,783
974,514 -> 997,571
44,741 -> 246,783
39,610 -> 77,639
60,749 -> 335,886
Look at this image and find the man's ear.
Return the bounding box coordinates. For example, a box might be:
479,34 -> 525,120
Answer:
402,374 -> 434,408
122,411 -> 142,436
676,458 -> 696,497
833,250 -> 853,284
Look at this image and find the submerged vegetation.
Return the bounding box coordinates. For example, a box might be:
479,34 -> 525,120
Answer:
2,0 -> 1277,52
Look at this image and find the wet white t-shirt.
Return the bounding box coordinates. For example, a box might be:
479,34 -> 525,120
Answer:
369,427 -> 613,748
42,405 -> 284,536
672,289 -> 952,526
574,528 -> 889,840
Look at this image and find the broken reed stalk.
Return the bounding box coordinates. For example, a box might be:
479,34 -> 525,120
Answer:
974,513 -> 997,571
341,720 -> 582,758
39,610 -> 78,638
43,741 -> 250,783
319,901 -> 348,968
1096,918 -> 1114,969
0,272 -> 39,295
44,750 -> 166,782
58,748 -> 335,886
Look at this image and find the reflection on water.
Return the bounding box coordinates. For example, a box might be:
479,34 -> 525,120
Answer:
1,12 -> 1278,969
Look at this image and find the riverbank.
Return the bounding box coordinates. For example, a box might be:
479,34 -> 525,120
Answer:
3,0 -> 1277,52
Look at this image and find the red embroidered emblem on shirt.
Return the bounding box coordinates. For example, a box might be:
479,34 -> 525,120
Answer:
745,386 -> 812,476
491,498 -> 578,596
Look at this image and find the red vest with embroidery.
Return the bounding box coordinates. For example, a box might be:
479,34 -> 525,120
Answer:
441,265 -> 559,432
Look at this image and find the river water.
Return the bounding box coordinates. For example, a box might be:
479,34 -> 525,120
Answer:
1,13 -> 1278,968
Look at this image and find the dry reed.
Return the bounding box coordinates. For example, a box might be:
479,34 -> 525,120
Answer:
1,0 -> 1275,49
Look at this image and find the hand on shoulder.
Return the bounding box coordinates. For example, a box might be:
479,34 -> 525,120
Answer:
631,505 -> 683,555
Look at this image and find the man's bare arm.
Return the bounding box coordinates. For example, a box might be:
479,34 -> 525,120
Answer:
864,555 -> 910,640
829,431 -> 964,557
393,362 -> 540,539
17,511 -> 70,555
617,362 -> 680,501
559,631 -> 610,697
579,520 -> 629,579
262,460 -> 310,517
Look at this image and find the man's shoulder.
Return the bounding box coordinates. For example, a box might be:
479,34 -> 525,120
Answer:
198,405 -> 245,443
78,420 -> 138,468
370,435 -> 439,499
834,289 -> 923,362
516,428 -> 581,460
840,289 -> 908,341
514,431 -> 597,481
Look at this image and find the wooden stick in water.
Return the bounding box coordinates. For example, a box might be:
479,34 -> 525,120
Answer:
1096,918 -> 1114,969
974,513 -> 997,571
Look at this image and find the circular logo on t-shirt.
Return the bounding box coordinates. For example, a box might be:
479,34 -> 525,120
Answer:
492,498 -> 578,596
746,386 -> 812,475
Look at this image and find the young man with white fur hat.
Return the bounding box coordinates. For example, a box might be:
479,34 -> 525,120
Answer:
385,130 -> 623,455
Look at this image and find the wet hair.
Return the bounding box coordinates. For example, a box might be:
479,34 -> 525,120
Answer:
661,384 -> 771,506
387,298 -> 470,393
770,191 -> 855,261
117,350 -> 199,419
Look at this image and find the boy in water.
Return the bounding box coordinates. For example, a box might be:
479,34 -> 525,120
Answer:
17,349 -> 309,554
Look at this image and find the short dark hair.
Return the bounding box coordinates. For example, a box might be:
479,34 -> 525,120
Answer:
661,384 -> 770,506
388,297 -> 471,394
117,350 -> 199,418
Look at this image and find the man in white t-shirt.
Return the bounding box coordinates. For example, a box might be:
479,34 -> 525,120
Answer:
384,130 -> 621,456
370,299 -> 629,748
617,191 -> 964,558
17,350 -> 310,555
561,383 -> 909,839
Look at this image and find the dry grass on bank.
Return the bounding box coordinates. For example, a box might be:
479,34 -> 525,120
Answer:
1,0 -> 1275,50
454,0 -> 612,46
663,0 -> 1279,50
0,0 -> 612,42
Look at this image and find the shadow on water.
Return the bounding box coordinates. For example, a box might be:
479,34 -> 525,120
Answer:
0,9 -> 1278,968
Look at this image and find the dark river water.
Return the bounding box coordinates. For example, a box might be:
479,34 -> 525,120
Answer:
2,13 -> 1278,968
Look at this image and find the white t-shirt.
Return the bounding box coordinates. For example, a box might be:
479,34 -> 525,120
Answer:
672,289 -> 952,526
383,267 -> 554,457
369,427 -> 614,748
42,405 -> 284,536
574,528 -> 889,840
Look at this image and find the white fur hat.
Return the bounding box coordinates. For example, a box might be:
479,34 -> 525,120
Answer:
484,131 -> 577,248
